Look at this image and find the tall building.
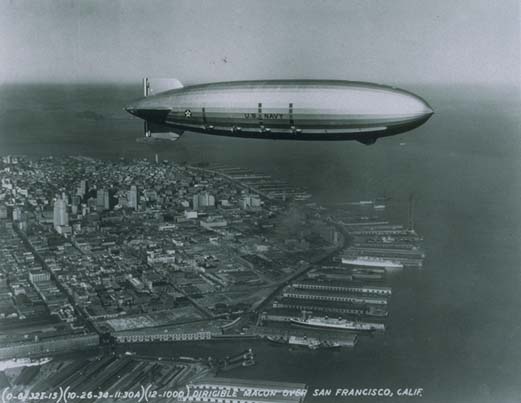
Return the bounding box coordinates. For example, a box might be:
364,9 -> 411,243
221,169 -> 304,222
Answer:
71,195 -> 81,215
53,197 -> 68,229
77,180 -> 88,198
0,205 -> 7,219
206,193 -> 216,207
96,189 -> 110,211
128,185 -> 138,210
12,207 -> 23,221
128,186 -> 137,210
193,192 -> 215,210
103,190 -> 110,210
239,194 -> 262,210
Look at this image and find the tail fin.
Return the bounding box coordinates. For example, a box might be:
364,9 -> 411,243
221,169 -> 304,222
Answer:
143,77 -> 183,97
142,120 -> 184,143
140,77 -> 184,142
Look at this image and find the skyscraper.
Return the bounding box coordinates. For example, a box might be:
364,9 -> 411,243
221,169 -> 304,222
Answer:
128,185 -> 138,210
103,190 -> 110,210
77,180 -> 88,198
96,189 -> 110,211
53,197 -> 68,229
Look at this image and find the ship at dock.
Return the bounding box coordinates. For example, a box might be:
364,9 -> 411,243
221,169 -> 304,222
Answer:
266,334 -> 350,350
291,316 -> 385,333
341,255 -> 403,269
288,335 -> 340,350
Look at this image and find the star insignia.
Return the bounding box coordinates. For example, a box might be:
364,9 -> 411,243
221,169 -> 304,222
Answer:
184,109 -> 192,118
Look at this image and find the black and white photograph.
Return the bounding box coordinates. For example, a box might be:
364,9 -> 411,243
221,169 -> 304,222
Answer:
0,1 -> 519,402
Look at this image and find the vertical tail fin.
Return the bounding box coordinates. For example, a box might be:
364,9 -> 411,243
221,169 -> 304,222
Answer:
143,77 -> 183,97
143,77 -> 150,97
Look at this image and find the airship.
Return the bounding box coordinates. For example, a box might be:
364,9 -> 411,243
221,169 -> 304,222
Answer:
125,78 -> 433,145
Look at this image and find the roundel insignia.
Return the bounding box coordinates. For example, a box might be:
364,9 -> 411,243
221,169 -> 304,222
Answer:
184,109 -> 192,118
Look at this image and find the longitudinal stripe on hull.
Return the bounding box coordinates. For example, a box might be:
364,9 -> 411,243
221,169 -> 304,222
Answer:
165,113 -> 423,129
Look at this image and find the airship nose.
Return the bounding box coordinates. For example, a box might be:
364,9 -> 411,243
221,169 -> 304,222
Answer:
416,96 -> 434,117
422,102 -> 434,117
124,97 -> 171,123
408,97 -> 434,130
125,97 -> 149,119
387,91 -> 434,132
405,93 -> 434,126
124,103 -> 139,116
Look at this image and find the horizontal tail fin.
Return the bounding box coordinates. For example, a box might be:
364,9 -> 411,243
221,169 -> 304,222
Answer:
143,120 -> 183,143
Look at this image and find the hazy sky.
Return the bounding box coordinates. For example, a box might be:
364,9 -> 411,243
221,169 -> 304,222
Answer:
0,0 -> 519,86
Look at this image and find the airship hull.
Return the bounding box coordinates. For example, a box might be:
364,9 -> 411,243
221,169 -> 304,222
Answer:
126,80 -> 433,143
